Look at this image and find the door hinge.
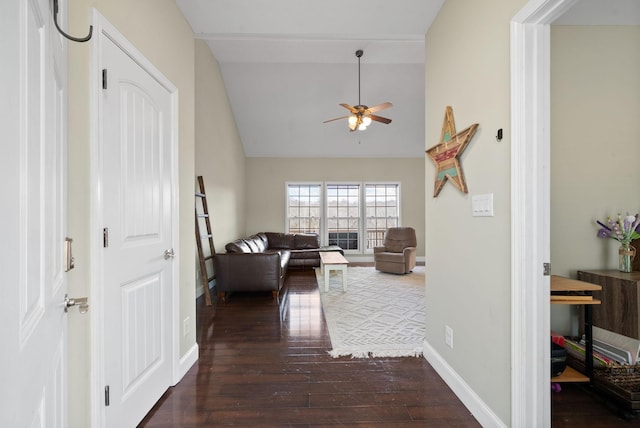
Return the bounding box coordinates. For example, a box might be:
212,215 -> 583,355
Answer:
543,262 -> 551,276
104,385 -> 110,406
103,227 -> 109,248
102,69 -> 107,90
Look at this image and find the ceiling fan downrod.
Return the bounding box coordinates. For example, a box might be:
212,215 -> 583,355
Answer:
356,49 -> 363,107
351,49 -> 372,130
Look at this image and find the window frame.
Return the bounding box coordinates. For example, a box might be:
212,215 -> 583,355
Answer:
363,182 -> 401,253
285,182 -> 323,239
325,182 -> 362,253
285,181 -> 402,253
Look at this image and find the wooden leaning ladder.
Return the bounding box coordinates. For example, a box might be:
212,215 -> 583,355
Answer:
195,176 -> 215,306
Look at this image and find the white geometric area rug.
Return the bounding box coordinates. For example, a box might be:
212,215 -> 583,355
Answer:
316,266 -> 425,358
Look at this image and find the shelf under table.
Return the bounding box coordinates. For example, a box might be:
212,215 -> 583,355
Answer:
553,365 -> 589,383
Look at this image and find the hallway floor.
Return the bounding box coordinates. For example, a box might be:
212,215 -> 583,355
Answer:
139,269 -> 479,427
139,268 -> 639,427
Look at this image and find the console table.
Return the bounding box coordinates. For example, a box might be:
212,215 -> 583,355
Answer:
550,275 -> 601,383
319,251 -> 349,292
577,270 -> 640,340
576,270 -> 640,413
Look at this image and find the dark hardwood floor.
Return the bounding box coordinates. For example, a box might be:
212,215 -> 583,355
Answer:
139,268 -> 640,427
552,382 -> 640,427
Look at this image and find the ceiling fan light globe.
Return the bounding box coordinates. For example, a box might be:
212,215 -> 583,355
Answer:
358,123 -> 367,131
363,116 -> 372,126
348,115 -> 357,126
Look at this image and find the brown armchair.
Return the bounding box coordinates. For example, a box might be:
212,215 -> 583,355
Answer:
373,227 -> 417,274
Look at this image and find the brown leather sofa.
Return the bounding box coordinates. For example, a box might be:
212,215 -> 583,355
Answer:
214,232 -> 342,299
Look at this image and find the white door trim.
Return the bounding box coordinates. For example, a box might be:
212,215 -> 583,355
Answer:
510,1 -> 579,426
89,10 -> 180,427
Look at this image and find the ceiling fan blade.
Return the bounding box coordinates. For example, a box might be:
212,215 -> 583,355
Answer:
339,103 -> 357,113
370,114 -> 392,124
367,102 -> 393,113
323,115 -> 351,123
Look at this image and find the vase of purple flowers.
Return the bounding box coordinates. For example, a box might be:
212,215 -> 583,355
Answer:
597,213 -> 640,273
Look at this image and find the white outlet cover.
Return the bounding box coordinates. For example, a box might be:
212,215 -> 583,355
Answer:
183,317 -> 190,336
445,325 -> 454,348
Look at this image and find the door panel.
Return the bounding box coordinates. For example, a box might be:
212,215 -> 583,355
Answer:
121,83 -> 163,242
0,0 -> 68,426
22,0 -> 46,343
121,273 -> 163,398
100,33 -> 174,427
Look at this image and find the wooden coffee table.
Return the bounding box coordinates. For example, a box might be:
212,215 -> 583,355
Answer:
319,251 -> 349,292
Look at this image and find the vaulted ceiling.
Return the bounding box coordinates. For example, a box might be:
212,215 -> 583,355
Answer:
175,0 -> 640,158
175,0 -> 444,158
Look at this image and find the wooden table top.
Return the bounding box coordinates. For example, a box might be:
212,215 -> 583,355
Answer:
550,275 -> 601,305
550,275 -> 601,292
319,251 -> 349,265
578,269 -> 640,281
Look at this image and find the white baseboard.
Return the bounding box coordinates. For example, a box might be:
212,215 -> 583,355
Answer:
422,339 -> 507,428
175,342 -> 199,385
344,255 -> 374,263
343,256 -> 426,264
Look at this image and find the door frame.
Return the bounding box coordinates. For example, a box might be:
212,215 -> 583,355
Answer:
89,10 -> 180,427
510,0 -> 579,426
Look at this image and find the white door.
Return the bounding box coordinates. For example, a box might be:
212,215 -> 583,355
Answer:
0,0 -> 69,426
99,31 -> 175,427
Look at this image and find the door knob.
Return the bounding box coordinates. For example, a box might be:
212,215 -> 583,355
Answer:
64,294 -> 89,314
164,248 -> 175,259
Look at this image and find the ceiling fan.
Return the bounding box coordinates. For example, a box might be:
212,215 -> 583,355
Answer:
323,49 -> 393,132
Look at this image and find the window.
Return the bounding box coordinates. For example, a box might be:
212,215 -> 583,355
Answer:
286,182 -> 401,252
365,183 -> 400,250
326,184 -> 360,251
286,183 -> 321,235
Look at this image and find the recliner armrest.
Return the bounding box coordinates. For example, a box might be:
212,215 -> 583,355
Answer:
373,246 -> 386,254
402,246 -> 416,256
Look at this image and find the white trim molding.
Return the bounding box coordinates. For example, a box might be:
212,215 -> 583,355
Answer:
510,1 -> 579,427
177,343 -> 199,382
423,340 -> 507,428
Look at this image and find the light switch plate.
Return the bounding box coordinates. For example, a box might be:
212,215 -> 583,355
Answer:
472,193 -> 494,217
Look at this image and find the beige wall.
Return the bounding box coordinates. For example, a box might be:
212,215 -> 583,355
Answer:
68,1 -> 195,426
244,158 -> 425,257
194,40 -> 247,294
550,26 -> 640,333
425,0 -> 527,423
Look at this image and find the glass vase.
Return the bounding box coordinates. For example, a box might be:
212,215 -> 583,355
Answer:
619,242 -> 635,273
